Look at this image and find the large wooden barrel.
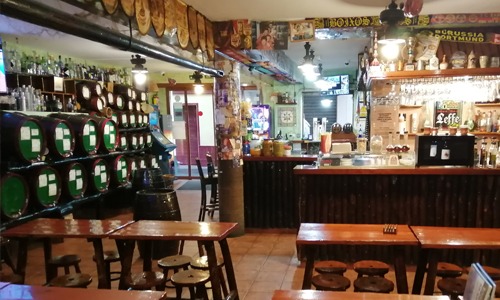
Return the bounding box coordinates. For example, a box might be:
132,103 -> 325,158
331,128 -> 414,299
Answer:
1,172 -> 29,219
75,82 -> 91,102
144,132 -> 153,148
105,91 -> 115,107
32,166 -> 62,208
114,111 -> 128,128
134,188 -> 181,259
58,162 -> 88,200
117,132 -> 128,151
87,158 -> 110,193
89,115 -> 118,153
127,156 -> 138,180
141,113 -> 149,127
0,111 -> 46,163
109,155 -> 130,187
132,168 -> 166,191
31,116 -> 75,159
136,132 -> 145,149
109,94 -> 125,110
49,113 -> 100,155
128,132 -> 139,150
127,111 -> 137,128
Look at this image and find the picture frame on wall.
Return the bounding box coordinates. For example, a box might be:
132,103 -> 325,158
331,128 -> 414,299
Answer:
277,106 -> 297,127
289,20 -> 315,42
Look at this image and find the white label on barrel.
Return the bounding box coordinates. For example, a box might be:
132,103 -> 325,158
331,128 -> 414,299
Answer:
121,168 -> 127,178
141,93 -> 146,101
132,137 -> 137,145
56,128 -> 63,139
100,165 -> 106,172
76,178 -> 83,190
69,169 -> 76,181
110,134 -> 115,144
122,115 -> 127,123
63,139 -> 70,151
39,174 -> 47,187
76,169 -> 81,176
127,88 -> 132,98
104,124 -> 110,134
121,161 -> 126,167
147,135 -> 151,143
130,115 -> 135,124
108,93 -> 114,104
97,100 -> 103,110
140,161 -> 146,168
136,102 -> 140,111
82,86 -> 90,99
48,183 -> 57,196
121,137 -> 126,145
95,166 -> 100,176
144,115 -> 149,123
89,125 -> 95,133
128,101 -> 133,110
21,126 -> 30,140
89,135 -> 96,146
101,172 -> 107,183
83,124 -> 89,135
48,174 -> 55,182
132,90 -> 136,99
112,116 -> 118,123
139,136 -> 144,144
131,162 -> 136,170
64,129 -> 70,136
117,97 -> 123,107
138,115 -> 143,124
31,128 -> 39,136
96,85 -> 102,95
152,158 -> 156,165
32,139 -> 40,152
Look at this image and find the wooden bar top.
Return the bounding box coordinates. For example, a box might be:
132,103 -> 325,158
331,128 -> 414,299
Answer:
294,165 -> 500,175
272,290 -> 449,299
0,218 -> 135,238
243,155 -> 316,162
0,284 -> 167,300
296,223 -> 418,246
410,226 -> 500,249
109,220 -> 238,241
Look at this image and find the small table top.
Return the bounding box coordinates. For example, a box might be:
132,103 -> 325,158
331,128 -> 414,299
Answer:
109,220 -> 238,241
296,223 -> 419,246
272,290 -> 450,300
410,226 -> 500,249
1,218 -> 135,239
0,284 -> 167,300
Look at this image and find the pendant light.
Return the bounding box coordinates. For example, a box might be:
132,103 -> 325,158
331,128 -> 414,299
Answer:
378,0 -> 406,61
130,54 -> 148,86
298,42 -> 320,80
190,71 -> 204,95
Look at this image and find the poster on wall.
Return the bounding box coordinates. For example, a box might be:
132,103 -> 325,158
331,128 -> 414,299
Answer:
289,20 -> 315,42
370,105 -> 398,136
254,21 -> 289,50
434,100 -> 462,129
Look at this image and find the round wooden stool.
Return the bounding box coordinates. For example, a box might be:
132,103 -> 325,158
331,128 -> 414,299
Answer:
354,277 -> 394,293
190,256 -> 228,297
436,262 -> 463,278
465,265 -> 500,281
126,271 -> 165,291
157,255 -> 191,288
353,260 -> 390,278
437,278 -> 467,300
47,254 -> 81,282
48,273 -> 92,288
171,269 -> 210,300
315,261 -> 348,275
311,274 -> 350,291
93,250 -> 121,283
0,272 -> 23,284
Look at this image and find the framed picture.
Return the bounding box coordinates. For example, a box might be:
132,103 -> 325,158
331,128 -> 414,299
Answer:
277,106 -> 297,127
289,20 -> 315,42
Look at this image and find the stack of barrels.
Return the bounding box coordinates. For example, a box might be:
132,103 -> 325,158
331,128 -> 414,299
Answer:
0,82 -> 156,222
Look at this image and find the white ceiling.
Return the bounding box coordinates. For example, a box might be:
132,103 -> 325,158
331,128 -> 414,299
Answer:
1,0 -> 499,80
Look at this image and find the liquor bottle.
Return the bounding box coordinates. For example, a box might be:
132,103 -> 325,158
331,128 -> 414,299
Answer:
441,140 -> 450,160
489,138 -> 497,168
466,108 -> 476,131
485,111 -> 492,132
478,112 -> 487,132
479,137 -> 487,167
386,132 -> 395,153
439,55 -> 448,70
491,110 -> 498,132
429,54 -> 439,70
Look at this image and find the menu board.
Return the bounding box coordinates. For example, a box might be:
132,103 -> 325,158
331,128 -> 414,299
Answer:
370,105 -> 398,136
434,100 -> 462,129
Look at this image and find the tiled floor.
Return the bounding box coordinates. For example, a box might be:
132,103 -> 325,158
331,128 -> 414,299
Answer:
10,179 -> 433,299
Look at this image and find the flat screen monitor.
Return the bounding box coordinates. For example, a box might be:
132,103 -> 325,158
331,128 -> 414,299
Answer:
0,37 -> 7,94
321,75 -> 350,95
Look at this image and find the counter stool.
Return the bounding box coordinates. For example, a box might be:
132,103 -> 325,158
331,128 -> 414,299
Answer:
48,273 -> 92,288
311,274 -> 350,291
353,260 -> 390,278
196,158 -> 219,222
314,260 -> 347,275
92,250 -> 121,284
47,254 -> 82,282
190,255 -> 228,297
171,269 -> 210,300
437,278 -> 467,300
436,262 -> 463,278
465,265 -> 500,281
354,277 -> 394,293
157,255 -> 191,288
125,271 -> 165,291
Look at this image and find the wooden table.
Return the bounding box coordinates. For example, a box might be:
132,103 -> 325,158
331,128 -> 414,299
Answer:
0,284 -> 167,300
272,290 -> 450,300
109,220 -> 239,300
0,218 -> 134,289
410,226 -> 500,295
296,223 -> 419,294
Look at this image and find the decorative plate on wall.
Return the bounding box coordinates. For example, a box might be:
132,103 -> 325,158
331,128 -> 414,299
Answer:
120,0 -> 135,17
101,0 -> 118,14
164,0 -> 176,32
175,0 -> 189,49
149,0 -> 165,37
205,19 -> 215,60
187,6 -> 199,49
197,12 -> 206,52
277,107 -> 297,127
135,0 -> 151,35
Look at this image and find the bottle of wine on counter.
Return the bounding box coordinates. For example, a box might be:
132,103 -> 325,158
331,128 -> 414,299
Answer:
479,137 -> 487,167
489,138 -> 497,168
441,140 -> 450,160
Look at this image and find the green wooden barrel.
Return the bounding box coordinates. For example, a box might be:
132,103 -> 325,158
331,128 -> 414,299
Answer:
144,132 -> 153,148
128,132 -> 139,150
32,116 -> 75,159
109,155 -> 129,187
91,116 -> 118,153
32,166 -> 62,208
1,173 -> 29,219
127,111 -> 137,128
88,158 -> 109,193
58,162 -> 88,199
49,114 -> 100,155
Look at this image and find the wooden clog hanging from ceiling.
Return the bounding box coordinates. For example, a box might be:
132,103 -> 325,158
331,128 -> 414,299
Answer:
197,13 -> 206,52
149,0 -> 165,37
135,0 -> 151,35
101,0 -> 119,14
187,6 -> 199,49
164,0 -> 176,33
120,0 -> 135,17
205,19 -> 215,61
174,0 -> 190,49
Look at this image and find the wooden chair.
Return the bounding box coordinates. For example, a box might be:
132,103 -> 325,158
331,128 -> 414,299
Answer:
205,153 -> 219,219
195,158 -> 219,221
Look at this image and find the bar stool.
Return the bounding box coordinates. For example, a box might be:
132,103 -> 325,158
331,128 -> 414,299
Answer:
190,255 -> 229,297
48,273 -> 93,288
436,262 -> 463,278
92,250 -> 121,284
46,254 -> 82,282
437,278 -> 467,300
125,271 -> 165,291
353,260 -> 390,278
171,269 -> 210,300
354,277 -> 394,293
466,265 -> 500,281
157,254 -> 192,288
311,274 -> 350,291
205,153 -> 219,218
314,260 -> 348,275
195,158 -> 219,221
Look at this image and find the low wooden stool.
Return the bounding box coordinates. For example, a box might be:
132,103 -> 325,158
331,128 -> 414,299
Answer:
47,254 -> 81,281
353,260 -> 390,278
437,278 -> 467,300
126,271 -> 165,291
48,273 -> 92,288
315,261 -> 348,275
311,274 -> 350,291
157,255 -> 191,288
436,262 -> 463,278
0,272 -> 23,284
171,269 -> 210,300
354,277 -> 394,293
465,265 -> 500,281
93,250 -> 121,284
190,256 -> 228,297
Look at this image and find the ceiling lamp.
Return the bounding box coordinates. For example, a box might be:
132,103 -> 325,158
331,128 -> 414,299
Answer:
130,54 -> 148,86
189,71 -> 204,95
298,42 -> 319,79
378,0 -> 406,45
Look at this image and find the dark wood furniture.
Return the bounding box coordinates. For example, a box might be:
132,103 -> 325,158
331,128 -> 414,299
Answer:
272,290 -> 450,300
296,223 -> 418,294
109,220 -> 239,300
410,226 -> 500,295
0,218 -> 134,289
195,158 -> 219,221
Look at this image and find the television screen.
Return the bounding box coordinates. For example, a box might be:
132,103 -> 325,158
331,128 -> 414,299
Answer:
320,75 -> 350,95
0,37 -> 7,94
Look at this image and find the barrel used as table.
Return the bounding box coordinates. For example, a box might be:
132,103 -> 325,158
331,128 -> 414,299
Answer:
31,115 -> 75,159
58,162 -> 88,200
49,113 -> 99,156
1,172 -> 29,219
32,166 -> 62,208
